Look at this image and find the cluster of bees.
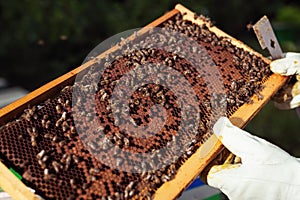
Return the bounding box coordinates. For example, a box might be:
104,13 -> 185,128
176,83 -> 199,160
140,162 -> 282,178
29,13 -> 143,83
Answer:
0,12 -> 271,199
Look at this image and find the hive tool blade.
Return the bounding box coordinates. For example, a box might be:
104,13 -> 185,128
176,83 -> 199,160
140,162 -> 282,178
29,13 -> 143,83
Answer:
253,16 -> 300,119
253,15 -> 283,59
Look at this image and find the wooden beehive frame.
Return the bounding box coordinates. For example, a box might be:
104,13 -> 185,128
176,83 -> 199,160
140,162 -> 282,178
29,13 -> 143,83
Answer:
0,4 -> 287,200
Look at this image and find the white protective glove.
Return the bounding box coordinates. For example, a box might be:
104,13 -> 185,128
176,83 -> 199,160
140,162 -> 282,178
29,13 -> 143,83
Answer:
270,52 -> 300,109
207,117 -> 300,200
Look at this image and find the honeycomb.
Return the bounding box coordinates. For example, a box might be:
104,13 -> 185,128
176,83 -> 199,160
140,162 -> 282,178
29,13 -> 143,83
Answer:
0,13 -> 271,199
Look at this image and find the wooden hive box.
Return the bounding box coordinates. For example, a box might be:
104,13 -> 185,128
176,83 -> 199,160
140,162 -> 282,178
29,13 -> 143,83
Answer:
0,4 -> 287,200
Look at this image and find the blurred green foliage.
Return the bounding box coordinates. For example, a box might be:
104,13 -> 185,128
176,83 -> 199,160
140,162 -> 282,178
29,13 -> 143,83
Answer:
0,0 -> 299,154
1,0 -> 300,89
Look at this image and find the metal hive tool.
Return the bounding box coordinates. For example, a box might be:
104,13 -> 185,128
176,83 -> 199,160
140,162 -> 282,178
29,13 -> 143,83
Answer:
0,4 -> 288,200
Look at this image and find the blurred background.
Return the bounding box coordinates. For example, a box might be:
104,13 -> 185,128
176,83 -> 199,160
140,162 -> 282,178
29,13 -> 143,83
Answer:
0,0 -> 299,156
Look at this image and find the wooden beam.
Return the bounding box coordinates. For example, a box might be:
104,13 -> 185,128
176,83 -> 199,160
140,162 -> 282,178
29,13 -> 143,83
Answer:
0,162 -> 36,200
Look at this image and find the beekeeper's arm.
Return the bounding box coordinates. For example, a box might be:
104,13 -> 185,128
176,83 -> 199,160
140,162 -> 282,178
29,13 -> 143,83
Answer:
207,54 -> 300,199
207,117 -> 300,200
270,52 -> 300,109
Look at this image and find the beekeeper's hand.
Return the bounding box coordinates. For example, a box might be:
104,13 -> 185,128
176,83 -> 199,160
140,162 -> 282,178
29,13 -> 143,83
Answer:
207,117 -> 300,200
270,52 -> 300,109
